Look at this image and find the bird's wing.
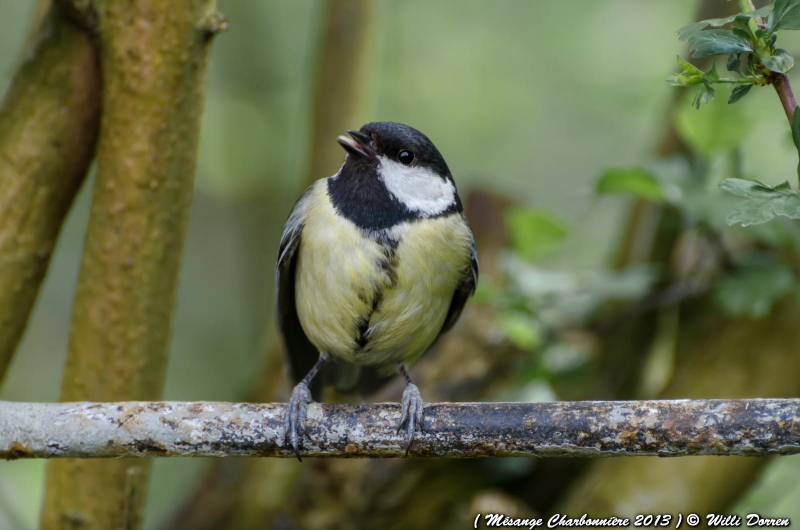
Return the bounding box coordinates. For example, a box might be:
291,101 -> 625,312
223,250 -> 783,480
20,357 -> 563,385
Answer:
439,219 -> 479,335
276,183 -> 325,399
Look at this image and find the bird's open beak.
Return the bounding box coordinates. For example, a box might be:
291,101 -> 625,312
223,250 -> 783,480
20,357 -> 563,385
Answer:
337,130 -> 376,159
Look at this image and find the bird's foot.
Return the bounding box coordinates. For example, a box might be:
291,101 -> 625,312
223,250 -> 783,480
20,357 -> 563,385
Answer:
397,382 -> 425,455
284,381 -> 311,461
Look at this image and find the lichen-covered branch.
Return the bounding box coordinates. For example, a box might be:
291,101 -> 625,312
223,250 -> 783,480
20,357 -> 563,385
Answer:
39,1 -> 224,529
0,5 -> 100,382
2,399 -> 798,459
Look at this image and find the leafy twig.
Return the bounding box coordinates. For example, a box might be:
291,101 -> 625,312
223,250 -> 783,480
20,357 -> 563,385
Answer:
669,0 -> 800,226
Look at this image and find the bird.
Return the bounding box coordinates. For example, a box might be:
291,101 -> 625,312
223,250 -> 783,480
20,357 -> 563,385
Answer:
276,121 -> 478,460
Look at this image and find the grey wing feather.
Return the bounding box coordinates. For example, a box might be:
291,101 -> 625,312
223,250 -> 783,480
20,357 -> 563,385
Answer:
439,222 -> 479,335
276,184 -> 325,399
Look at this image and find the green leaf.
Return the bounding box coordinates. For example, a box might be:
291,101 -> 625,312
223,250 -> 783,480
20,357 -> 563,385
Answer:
727,199 -> 781,226
689,29 -> 753,58
742,4 -> 774,18
791,105 -> 800,181
728,83 -> 753,104
596,167 -> 665,202
768,0 -> 800,32
506,208 -> 568,262
731,26 -> 754,42
720,179 -> 800,226
720,178 -> 791,199
727,53 -> 744,74
692,82 -> 715,109
726,195 -> 800,225
677,5 -> 773,41
761,48 -> 795,73
714,263 -> 795,318
735,5 -> 774,25
706,59 -> 720,82
677,21 -> 710,41
748,4 -> 774,17
666,56 -> 705,87
747,52 -> 757,74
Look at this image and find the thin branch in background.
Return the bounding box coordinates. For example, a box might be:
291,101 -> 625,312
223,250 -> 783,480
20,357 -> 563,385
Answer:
2,399 -> 798,459
303,0 -> 376,188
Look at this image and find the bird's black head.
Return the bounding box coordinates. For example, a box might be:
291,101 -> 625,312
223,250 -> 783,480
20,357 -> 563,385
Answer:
337,121 -> 452,181
330,122 -> 461,231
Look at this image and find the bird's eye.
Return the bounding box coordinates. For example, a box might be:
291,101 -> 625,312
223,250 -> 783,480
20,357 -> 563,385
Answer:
397,150 -> 415,165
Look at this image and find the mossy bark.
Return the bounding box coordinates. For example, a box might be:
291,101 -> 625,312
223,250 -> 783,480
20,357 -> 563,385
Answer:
0,5 -> 100,382
38,1 -> 223,529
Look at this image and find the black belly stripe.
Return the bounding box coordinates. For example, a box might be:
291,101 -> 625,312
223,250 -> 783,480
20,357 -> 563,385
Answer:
354,236 -> 399,350
379,238 -> 399,289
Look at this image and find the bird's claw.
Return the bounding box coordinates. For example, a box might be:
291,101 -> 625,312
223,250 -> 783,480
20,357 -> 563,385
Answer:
397,383 -> 425,455
284,381 -> 311,461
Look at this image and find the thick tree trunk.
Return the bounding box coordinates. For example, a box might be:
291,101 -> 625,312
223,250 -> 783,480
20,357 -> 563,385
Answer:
38,2 -> 224,529
0,5 -> 100,382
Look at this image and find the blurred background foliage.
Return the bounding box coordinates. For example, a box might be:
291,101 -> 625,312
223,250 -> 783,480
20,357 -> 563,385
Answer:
1,0 -> 800,528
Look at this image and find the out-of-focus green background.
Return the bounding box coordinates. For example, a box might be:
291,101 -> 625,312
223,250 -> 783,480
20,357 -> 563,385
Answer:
2,1 -> 800,528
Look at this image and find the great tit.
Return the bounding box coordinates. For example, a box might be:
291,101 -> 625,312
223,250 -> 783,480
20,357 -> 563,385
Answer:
276,121 -> 478,459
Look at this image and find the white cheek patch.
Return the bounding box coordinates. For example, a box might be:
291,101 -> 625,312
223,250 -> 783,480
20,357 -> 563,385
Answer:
378,157 -> 455,217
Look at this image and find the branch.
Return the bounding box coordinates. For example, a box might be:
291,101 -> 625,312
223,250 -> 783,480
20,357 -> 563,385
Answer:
304,0 -> 375,187
738,0 -> 799,123
772,73 -> 798,124
736,0 -> 795,124
3,399 -> 798,459
39,2 -> 224,529
0,6 -> 100,382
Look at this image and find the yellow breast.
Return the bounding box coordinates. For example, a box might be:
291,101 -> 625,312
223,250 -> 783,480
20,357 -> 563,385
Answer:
293,182 -> 472,366
355,215 -> 472,365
